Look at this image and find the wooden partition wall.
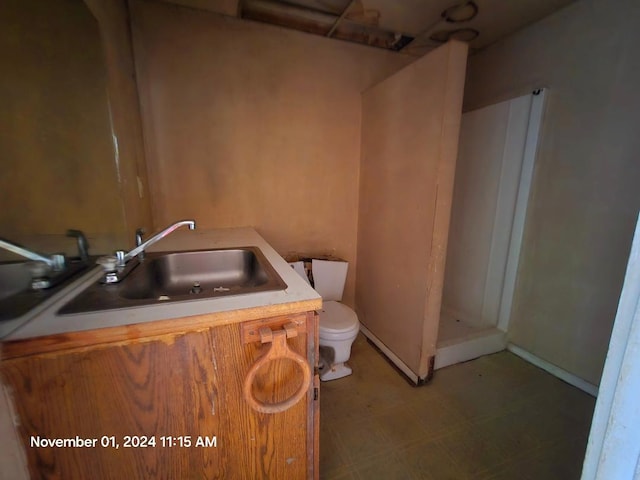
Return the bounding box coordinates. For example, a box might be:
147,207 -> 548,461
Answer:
356,41 -> 468,382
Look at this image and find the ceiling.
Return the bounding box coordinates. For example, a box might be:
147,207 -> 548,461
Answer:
155,0 -> 575,55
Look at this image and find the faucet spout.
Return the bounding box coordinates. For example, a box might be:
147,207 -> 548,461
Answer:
67,229 -> 90,263
117,219 -> 196,267
0,238 -> 66,271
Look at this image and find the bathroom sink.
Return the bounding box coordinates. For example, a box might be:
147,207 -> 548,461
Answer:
59,247 -> 288,314
0,259 -> 91,322
0,262 -> 32,300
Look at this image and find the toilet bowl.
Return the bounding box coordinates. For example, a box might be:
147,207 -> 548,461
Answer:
317,300 -> 359,381
287,258 -> 359,381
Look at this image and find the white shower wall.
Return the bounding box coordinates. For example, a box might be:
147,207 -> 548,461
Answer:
437,91 -> 543,369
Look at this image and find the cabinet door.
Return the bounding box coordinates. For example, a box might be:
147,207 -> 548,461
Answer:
1,312 -> 318,479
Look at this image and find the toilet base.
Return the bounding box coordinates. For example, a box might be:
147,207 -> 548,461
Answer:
319,362 -> 352,381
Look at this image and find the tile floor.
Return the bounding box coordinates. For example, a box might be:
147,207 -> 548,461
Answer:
320,334 -> 596,480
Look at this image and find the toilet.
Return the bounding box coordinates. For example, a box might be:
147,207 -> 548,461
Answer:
290,259 -> 359,381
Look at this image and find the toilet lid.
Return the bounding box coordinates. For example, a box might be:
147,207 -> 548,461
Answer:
317,301 -> 358,334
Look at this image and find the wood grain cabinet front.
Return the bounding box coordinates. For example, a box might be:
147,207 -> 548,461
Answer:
0,311 -> 320,479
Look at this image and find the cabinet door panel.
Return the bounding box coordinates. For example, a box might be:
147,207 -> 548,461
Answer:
1,313 -> 315,479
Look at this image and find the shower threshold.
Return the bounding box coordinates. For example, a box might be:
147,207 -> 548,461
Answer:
435,310 -> 506,369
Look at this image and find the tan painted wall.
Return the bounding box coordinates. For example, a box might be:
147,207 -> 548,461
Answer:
0,0 -> 151,257
464,0 -> 640,385
356,42 -> 468,378
129,0 -> 410,306
155,0 -> 239,16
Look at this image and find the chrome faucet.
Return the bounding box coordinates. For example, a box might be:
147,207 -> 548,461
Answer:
115,220 -> 196,267
135,228 -> 145,247
0,238 -> 66,271
67,229 -> 90,263
134,228 -> 146,262
98,220 -> 196,284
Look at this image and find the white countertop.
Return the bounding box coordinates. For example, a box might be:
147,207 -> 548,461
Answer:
2,227 -> 321,341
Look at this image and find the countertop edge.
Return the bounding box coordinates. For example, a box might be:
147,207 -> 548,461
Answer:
1,299 -> 321,360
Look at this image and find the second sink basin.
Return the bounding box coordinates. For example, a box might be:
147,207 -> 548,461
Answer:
59,247 -> 288,314
0,260 -> 91,323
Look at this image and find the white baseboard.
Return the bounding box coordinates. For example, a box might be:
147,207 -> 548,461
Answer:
359,324 -> 422,384
435,329 -> 506,370
507,343 -> 598,397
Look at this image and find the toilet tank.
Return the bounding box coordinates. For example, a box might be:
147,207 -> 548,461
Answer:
312,259 -> 348,301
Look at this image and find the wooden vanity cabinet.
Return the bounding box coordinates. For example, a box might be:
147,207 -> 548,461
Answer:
0,311 -> 320,479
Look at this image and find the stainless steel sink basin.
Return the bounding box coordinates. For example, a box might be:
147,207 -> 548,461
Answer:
59,247 -> 287,314
0,262 -> 32,299
0,260 -> 91,322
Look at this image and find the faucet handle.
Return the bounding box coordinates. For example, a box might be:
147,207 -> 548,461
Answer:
27,261 -> 53,290
135,228 -> 145,247
96,255 -> 121,284
114,250 -> 127,268
96,255 -> 118,271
